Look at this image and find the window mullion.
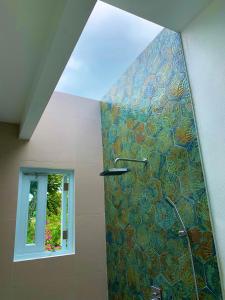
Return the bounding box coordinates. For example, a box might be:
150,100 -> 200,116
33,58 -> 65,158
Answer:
16,174 -> 31,254
35,175 -> 48,252
61,175 -> 68,249
67,173 -> 75,251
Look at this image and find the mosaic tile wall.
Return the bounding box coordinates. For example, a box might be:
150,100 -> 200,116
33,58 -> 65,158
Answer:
100,29 -> 222,299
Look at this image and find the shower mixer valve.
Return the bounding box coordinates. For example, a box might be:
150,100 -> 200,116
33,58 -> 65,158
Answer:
150,286 -> 162,300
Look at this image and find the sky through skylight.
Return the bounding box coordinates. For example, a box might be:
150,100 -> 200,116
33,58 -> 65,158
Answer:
55,1 -> 163,100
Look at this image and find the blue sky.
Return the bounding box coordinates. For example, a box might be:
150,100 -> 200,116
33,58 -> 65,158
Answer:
55,1 -> 163,100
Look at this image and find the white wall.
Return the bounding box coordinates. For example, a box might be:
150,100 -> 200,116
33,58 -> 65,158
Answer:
0,92 -> 107,300
182,0 -> 225,295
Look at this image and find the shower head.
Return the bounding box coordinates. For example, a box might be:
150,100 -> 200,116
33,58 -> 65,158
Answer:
100,168 -> 130,176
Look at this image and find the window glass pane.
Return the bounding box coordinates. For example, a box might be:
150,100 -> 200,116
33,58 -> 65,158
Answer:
26,180 -> 38,244
45,174 -> 63,252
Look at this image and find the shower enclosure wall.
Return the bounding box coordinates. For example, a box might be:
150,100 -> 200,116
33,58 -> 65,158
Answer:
100,29 -> 222,299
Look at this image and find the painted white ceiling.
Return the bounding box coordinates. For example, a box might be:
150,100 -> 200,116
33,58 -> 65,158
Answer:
0,0 -> 66,123
103,0 -> 212,31
0,0 -> 212,138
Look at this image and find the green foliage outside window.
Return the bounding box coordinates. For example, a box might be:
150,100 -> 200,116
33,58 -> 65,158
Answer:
27,174 -> 63,251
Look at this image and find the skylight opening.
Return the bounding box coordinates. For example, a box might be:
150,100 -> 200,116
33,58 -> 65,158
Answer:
55,0 -> 163,101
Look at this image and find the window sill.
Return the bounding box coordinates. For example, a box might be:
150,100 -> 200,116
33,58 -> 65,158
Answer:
14,249 -> 75,262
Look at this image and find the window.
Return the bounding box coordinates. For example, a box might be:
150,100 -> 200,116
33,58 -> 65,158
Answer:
14,168 -> 75,261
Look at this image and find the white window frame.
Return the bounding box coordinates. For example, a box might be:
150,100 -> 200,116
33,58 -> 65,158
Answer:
14,167 -> 75,262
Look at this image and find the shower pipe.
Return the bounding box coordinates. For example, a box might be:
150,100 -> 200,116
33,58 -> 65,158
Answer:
166,197 -> 199,300
114,157 -> 148,166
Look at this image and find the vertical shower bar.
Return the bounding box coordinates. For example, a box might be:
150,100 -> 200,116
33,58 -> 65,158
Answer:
165,197 -> 199,300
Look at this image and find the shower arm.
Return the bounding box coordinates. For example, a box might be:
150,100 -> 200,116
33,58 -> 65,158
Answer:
114,157 -> 148,166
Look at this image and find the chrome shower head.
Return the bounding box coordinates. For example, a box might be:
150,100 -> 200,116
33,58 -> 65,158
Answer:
100,168 -> 130,176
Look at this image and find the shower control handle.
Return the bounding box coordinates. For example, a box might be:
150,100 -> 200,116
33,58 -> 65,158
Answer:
151,286 -> 162,300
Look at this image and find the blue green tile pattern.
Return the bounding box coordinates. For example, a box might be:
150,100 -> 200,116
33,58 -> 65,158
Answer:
100,29 -> 222,299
